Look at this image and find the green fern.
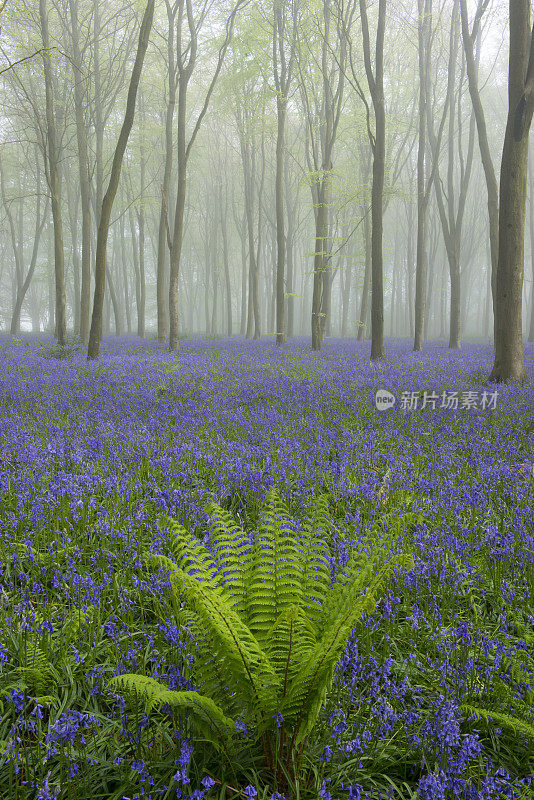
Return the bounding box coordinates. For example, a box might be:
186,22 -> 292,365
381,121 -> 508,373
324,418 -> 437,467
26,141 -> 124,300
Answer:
109,674 -> 234,750
3,605 -> 96,705
462,704 -> 534,741
111,489 -> 417,780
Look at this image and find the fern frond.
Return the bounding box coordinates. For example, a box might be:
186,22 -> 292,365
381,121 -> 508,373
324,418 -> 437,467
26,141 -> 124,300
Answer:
20,644 -> 59,697
181,609 -> 244,719
281,575 -> 376,744
462,704 -> 534,740
33,695 -> 57,706
281,545 -> 409,744
299,495 -> 331,631
248,490 -> 303,643
165,519 -> 220,589
205,502 -> 253,614
264,605 -> 316,698
109,674 -> 235,747
146,554 -> 280,721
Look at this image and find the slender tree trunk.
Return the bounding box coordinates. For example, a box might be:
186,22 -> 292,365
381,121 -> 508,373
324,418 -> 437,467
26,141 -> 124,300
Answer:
93,0 -> 103,219
156,0 -> 177,343
390,222 -> 399,337
407,202 -> 414,337
414,0 -> 431,351
40,0 -> 67,346
48,230 -> 55,333
137,97 -> 146,338
490,0 -> 533,379
529,164 -> 534,342
169,77 -> 188,351
483,238 -> 492,338
360,0 -> 386,360
220,180 -> 232,336
128,208 -> 141,326
239,208 -> 247,336
358,206 -> 372,341
275,97 -> 287,344
70,0 -> 91,342
87,0 -> 155,360
459,0 -> 499,314
106,260 -> 123,335
68,184 -> 81,333
312,176 -> 328,349
428,0 -> 475,350
120,217 -> 132,333
424,220 -> 438,340
285,158 -> 296,339
10,182 -> 48,335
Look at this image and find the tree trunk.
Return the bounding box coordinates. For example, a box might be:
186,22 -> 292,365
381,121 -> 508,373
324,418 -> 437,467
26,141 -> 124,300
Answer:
285,158 -> 296,339
360,0 -> 386,360
120,217 -> 132,333
311,176 -> 328,350
238,207 -> 247,336
529,164 -> 534,342
40,0 -> 67,346
490,2 -> 533,379
87,0 -> 155,360
106,260 -> 123,335
70,0 -> 91,343
156,0 -> 177,343
275,96 -> 287,344
220,180 -> 232,336
358,206 -> 372,341
168,74 -> 189,351
449,257 -> 461,349
137,97 -> 146,338
413,0 -> 431,351
459,0 -> 499,315
9,179 -> 48,335
69,187 -> 81,333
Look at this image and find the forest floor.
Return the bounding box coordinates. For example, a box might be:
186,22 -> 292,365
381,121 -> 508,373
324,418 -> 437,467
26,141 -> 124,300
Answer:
0,335 -> 533,800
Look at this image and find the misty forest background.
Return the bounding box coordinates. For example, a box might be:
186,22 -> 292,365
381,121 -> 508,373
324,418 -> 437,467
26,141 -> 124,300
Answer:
0,0 -> 529,363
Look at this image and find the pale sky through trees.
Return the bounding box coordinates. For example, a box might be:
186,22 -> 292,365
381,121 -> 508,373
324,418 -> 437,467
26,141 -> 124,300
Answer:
0,0 -> 529,363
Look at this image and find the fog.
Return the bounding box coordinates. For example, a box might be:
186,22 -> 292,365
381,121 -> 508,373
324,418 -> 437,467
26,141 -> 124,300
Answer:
0,0 -> 529,357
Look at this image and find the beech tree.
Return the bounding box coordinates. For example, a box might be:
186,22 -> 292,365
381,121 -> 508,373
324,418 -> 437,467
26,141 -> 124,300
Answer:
359,0 -> 386,360
87,0 -> 155,360
166,0 -> 245,352
490,0 -> 534,381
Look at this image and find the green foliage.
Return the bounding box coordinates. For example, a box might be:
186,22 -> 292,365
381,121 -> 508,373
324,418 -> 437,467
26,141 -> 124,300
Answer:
110,489 -> 416,783
462,705 -> 534,741
42,335 -> 82,360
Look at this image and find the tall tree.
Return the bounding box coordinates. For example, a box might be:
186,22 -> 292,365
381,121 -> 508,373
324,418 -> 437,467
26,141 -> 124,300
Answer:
299,0 -> 354,350
167,0 -> 245,352
67,0 -> 92,342
156,0 -> 179,343
489,0 -> 534,380
359,0 -> 386,360
427,0 -> 475,350
39,0 -> 66,345
413,0 -> 432,351
87,0 -> 155,360
459,0 -> 498,320
273,0 -> 297,344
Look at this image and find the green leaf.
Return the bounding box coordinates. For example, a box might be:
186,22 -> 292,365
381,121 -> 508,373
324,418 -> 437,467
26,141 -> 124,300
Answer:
462,705 -> 534,741
109,674 -> 235,748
